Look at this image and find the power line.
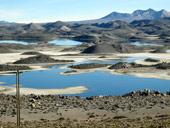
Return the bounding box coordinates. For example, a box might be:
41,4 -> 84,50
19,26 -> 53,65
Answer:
16,69 -> 20,128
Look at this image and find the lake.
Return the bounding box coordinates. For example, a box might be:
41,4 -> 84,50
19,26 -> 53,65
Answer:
0,39 -> 169,97
0,40 -> 37,45
0,58 -> 170,97
121,41 -> 164,47
48,39 -> 82,46
0,39 -> 82,46
133,41 -> 164,46
167,50 -> 170,53
0,40 -> 164,47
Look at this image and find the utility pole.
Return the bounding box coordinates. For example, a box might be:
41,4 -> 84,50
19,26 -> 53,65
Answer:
16,69 -> 20,128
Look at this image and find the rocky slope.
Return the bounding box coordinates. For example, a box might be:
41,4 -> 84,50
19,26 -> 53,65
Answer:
0,9 -> 169,45
82,43 -> 144,54
70,8 -> 170,24
13,54 -> 74,64
101,9 -> 170,22
0,90 -> 170,127
0,65 -> 30,71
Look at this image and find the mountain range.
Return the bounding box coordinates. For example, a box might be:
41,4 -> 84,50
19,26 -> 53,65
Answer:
69,8 -> 170,24
0,8 -> 170,43
0,20 -> 11,24
0,9 -> 170,24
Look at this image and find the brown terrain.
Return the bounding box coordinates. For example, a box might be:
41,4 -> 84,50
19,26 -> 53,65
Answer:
0,14 -> 170,127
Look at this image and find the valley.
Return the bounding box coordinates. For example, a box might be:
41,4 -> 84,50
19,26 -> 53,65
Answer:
0,8 -> 170,128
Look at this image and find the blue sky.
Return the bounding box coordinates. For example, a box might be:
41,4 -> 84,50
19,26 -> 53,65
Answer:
0,0 -> 169,23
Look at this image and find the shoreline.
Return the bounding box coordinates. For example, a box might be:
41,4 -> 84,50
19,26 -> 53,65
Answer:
58,53 -> 170,80
60,65 -> 170,81
0,85 -> 89,95
1,51 -> 170,80
0,49 -> 170,127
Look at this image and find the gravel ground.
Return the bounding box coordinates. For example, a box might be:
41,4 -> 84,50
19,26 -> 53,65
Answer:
0,89 -> 170,127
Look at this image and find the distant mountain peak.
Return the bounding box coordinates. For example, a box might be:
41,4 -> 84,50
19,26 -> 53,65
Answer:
160,9 -> 169,14
133,8 -> 154,12
68,8 -> 170,24
161,9 -> 167,12
100,9 -> 170,23
147,8 -> 156,11
0,20 -> 14,24
43,20 -> 68,28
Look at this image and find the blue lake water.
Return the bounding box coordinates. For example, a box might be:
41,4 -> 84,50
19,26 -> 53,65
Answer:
0,40 -> 163,47
166,50 -> 170,53
121,41 -> 164,47
0,39 -> 82,46
0,67 -> 170,97
0,40 -> 169,97
0,57 -> 170,97
133,41 -> 164,46
48,39 -> 82,46
0,40 -> 37,45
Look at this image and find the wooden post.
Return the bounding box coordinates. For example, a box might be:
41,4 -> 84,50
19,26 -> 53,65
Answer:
16,69 -> 20,128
